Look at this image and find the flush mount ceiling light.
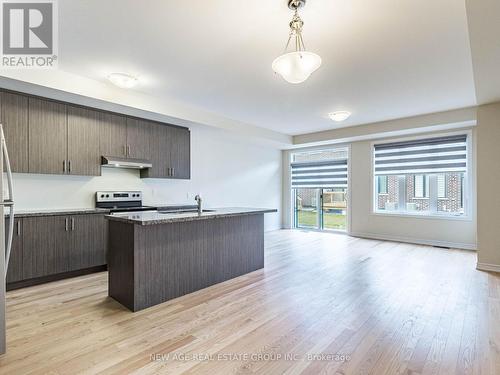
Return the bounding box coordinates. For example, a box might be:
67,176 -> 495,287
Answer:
272,0 -> 322,84
107,72 -> 138,89
329,111 -> 352,122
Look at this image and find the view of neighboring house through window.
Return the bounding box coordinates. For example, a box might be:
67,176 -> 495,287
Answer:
413,175 -> 429,198
374,134 -> 468,217
378,176 -> 388,194
437,174 -> 447,198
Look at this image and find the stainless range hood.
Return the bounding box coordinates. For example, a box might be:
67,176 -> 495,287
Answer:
101,156 -> 152,170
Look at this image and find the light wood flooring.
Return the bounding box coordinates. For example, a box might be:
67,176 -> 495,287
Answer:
1,230 -> 499,374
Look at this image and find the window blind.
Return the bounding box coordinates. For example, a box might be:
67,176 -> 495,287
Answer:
291,159 -> 348,188
374,135 -> 467,175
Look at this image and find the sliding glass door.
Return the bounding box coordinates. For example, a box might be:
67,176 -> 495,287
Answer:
294,188 -> 347,231
294,188 -> 320,229
292,148 -> 349,232
321,188 -> 347,231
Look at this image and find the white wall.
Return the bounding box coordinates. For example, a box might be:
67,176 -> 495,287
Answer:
476,102 -> 500,270
11,124 -> 282,232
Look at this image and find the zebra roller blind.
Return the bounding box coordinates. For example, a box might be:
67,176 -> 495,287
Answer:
374,134 -> 467,175
291,159 -> 348,188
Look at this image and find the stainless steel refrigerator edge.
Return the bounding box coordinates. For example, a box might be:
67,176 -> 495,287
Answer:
0,124 -> 15,355
0,127 -> 4,355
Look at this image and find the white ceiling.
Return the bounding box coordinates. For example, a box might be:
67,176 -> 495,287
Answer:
4,0 -> 495,137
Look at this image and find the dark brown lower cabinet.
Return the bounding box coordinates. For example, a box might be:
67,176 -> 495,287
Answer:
8,214 -> 106,287
23,215 -> 68,279
69,214 -> 106,270
108,214 -> 264,312
5,218 -> 23,283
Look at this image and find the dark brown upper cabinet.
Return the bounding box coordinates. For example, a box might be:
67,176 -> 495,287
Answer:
67,106 -> 100,176
28,98 -> 68,175
169,126 -> 191,179
140,124 -> 191,179
29,100 -> 102,177
126,118 -> 152,160
140,122 -> 169,178
99,112 -> 127,158
0,92 -> 29,173
1,89 -> 190,180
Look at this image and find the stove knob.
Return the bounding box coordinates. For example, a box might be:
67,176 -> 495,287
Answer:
106,194 -> 110,198
100,194 -> 104,198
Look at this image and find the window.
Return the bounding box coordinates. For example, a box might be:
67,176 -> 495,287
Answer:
413,175 -> 429,198
437,173 -> 463,213
375,175 -> 399,211
437,174 -> 447,198
373,134 -> 468,217
378,176 -> 388,194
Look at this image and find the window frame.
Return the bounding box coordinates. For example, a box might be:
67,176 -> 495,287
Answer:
371,131 -> 473,221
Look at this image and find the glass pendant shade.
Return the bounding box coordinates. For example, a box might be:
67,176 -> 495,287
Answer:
272,51 -> 322,84
273,3 -> 321,84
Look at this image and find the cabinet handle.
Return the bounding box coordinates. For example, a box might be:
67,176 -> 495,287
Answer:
127,145 -> 130,156
63,160 -> 66,173
16,221 -> 20,236
71,218 -> 75,231
172,167 -> 175,177
123,144 -> 127,156
68,160 -> 71,173
65,218 -> 69,231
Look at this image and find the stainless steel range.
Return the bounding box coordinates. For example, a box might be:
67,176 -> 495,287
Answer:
95,191 -> 157,214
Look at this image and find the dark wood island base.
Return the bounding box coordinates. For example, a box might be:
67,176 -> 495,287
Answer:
107,211 -> 269,312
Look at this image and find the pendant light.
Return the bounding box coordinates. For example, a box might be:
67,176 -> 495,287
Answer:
272,0 -> 321,84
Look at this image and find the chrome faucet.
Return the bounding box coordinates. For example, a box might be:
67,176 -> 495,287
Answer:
195,195 -> 202,214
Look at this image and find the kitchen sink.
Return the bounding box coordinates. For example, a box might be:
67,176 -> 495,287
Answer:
157,209 -> 216,214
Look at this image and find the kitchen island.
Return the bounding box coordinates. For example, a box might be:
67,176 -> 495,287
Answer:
105,208 -> 277,311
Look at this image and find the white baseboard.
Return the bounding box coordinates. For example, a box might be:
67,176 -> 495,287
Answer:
476,262 -> 500,273
349,231 -> 477,251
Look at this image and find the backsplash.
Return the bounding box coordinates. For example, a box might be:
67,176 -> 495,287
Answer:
10,168 -> 193,210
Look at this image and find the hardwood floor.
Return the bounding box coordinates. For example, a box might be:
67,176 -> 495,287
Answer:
1,230 -> 498,374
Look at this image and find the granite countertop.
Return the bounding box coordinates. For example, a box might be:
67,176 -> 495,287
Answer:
3,204 -> 195,218
5,208 -> 111,218
105,207 -> 278,226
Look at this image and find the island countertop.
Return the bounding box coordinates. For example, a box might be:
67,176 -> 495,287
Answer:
105,207 -> 277,226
